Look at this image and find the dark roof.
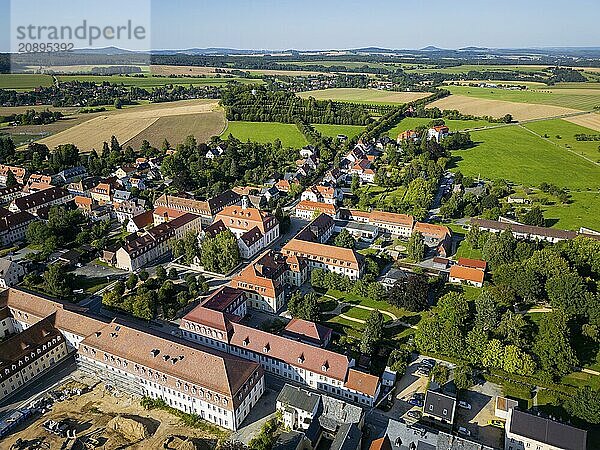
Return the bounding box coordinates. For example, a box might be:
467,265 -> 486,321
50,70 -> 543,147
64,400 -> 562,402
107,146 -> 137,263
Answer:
276,384 -> 320,413
471,218 -> 600,241
202,286 -> 245,313
330,423 -> 361,450
13,186 -> 70,211
273,431 -> 304,450
424,389 -> 456,423
205,219 -> 227,238
510,409 -> 587,450
0,211 -> 36,232
240,226 -> 263,246
207,190 -> 241,214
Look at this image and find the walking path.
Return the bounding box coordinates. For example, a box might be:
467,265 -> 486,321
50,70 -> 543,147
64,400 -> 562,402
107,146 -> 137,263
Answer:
322,294 -> 418,329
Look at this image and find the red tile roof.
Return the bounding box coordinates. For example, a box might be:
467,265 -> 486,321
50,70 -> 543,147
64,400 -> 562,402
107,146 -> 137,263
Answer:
449,265 -> 485,284
457,258 -> 487,271
344,368 -> 380,397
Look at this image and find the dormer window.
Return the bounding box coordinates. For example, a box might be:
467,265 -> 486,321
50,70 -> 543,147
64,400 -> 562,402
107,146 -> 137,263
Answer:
322,361 -> 329,372
263,343 -> 270,353
243,337 -> 249,347
298,354 -> 305,364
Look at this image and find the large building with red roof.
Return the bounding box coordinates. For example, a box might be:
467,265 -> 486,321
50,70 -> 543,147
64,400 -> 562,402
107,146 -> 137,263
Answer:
0,288 -> 264,431
180,287 -> 381,407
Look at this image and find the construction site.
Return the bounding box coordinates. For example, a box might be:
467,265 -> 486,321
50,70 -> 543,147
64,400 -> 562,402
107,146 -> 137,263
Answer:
1,379 -> 223,450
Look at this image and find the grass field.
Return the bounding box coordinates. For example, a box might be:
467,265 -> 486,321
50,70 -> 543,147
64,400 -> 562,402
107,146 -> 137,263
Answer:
522,118 -> 600,162
388,117 -> 494,137
450,125 -> 600,190
407,64 -> 551,75
37,99 -> 220,152
0,74 -> 54,90
444,85 -> 600,111
313,124 -> 365,139
56,74 -> 261,88
298,88 -> 431,105
541,192 -> 600,231
429,95 -> 579,121
221,121 -> 307,147
125,111 -> 226,149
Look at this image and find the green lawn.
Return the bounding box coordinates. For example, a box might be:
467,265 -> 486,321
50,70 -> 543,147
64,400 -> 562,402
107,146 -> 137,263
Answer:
0,74 -> 54,90
221,121 -> 308,147
542,191 -> 600,231
342,306 -> 393,322
451,126 -> 600,190
354,185 -> 407,209
389,117 -> 493,138
313,124 -> 365,139
522,118 -> 600,163
56,75 -> 261,88
445,85 -> 600,111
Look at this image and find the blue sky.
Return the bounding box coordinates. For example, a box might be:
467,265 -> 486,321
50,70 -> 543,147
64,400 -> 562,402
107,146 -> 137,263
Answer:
0,0 -> 599,51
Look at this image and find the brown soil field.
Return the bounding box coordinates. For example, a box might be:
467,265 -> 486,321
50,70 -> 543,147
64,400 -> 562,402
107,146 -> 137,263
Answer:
37,100 -> 220,152
428,94 -> 580,121
2,382 -> 221,450
126,111 -> 226,148
564,112 -> 600,131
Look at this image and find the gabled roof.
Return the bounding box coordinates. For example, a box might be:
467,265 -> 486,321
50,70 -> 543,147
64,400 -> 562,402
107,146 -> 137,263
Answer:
130,210 -> 154,229
344,368 -> 380,397
296,200 -> 337,216
216,205 -> 277,234
509,409 -> 587,450
231,250 -> 286,299
81,320 -> 261,408
283,318 -> 332,346
201,286 -> 246,313
13,186 -> 70,211
369,435 -> 392,450
276,384 -> 320,413
0,211 -> 36,232
282,239 -> 362,270
240,226 -> 263,247
368,210 -> 414,228
414,222 -> 451,239
205,219 -> 228,238
457,258 -> 487,271
449,265 -> 485,284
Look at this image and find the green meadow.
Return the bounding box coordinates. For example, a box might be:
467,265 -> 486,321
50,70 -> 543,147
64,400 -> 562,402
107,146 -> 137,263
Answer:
221,121 -> 307,147
451,125 -> 600,190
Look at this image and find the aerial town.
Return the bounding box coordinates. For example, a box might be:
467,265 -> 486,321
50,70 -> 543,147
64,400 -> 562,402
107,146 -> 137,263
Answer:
0,2 -> 600,450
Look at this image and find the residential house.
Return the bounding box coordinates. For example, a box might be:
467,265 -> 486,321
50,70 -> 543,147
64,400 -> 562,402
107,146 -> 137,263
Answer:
505,408 -> 587,450
155,190 -> 241,226
348,159 -> 375,184
66,176 -> 100,196
0,258 -> 25,288
0,185 -> 23,205
301,185 -> 342,205
114,165 -> 137,180
90,182 -> 114,204
9,187 -> 72,216
53,166 -> 87,185
283,215 -> 363,280
323,169 -> 345,186
277,384 -> 321,431
230,250 -> 287,313
413,222 -> 452,256
0,165 -> 27,186
285,255 -> 309,287
295,200 -> 338,221
397,130 -> 420,143
23,173 -> 53,193
115,199 -> 146,224
0,211 -> 37,246
126,210 -> 154,233
215,198 -> 280,260
427,125 -> 449,142
115,213 -> 202,271
299,146 -> 318,159
423,389 -> 457,429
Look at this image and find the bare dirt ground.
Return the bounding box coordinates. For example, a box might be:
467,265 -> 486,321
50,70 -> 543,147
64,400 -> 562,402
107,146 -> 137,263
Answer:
2,381 -> 221,450
429,94 -> 580,121
37,99 -> 220,152
564,112 -> 600,131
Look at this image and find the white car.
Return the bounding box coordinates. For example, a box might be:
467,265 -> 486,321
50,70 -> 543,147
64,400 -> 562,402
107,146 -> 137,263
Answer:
458,400 -> 472,410
458,427 -> 471,436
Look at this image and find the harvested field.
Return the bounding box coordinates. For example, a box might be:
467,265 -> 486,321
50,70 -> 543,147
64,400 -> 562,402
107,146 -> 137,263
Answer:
126,111 -> 226,148
37,100 -> 220,152
298,88 -> 431,104
429,95 -> 580,121
2,382 -> 221,450
0,105 -> 81,116
563,112 -> 600,131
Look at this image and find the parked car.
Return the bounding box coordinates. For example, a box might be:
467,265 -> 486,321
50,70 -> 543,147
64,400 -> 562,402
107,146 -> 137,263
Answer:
407,410 -> 422,420
488,419 -> 505,429
421,359 -> 436,368
457,427 -> 471,437
416,368 -> 430,377
408,398 -> 423,407
458,400 -> 472,410
412,392 -> 425,401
